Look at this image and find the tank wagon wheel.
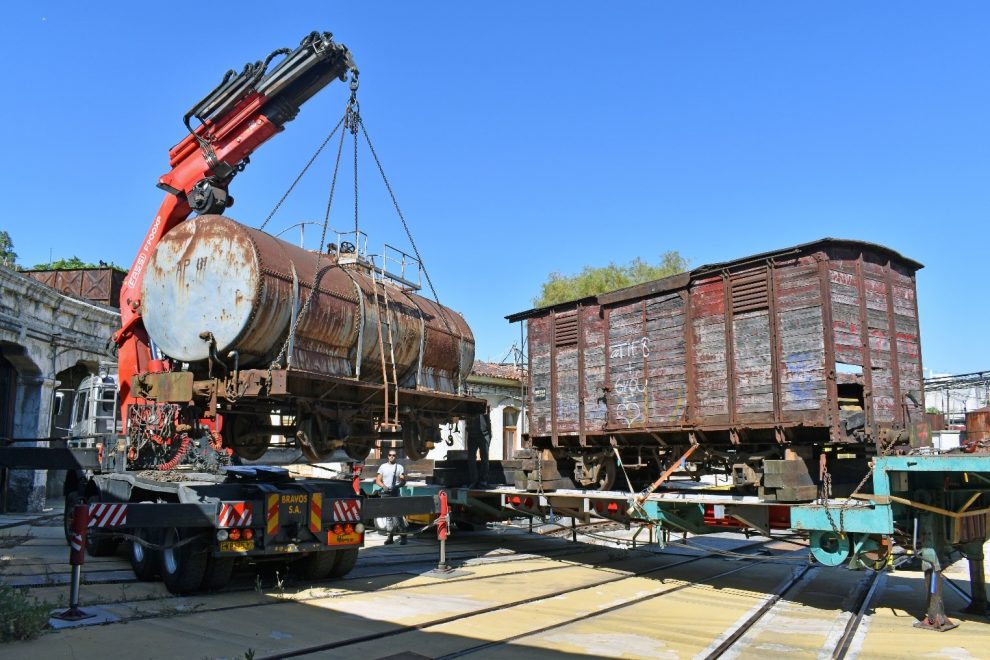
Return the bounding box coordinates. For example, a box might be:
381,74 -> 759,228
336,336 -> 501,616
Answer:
160,527 -> 209,595
344,436 -> 375,462
225,413 -> 270,461
85,495 -> 120,557
295,550 -> 338,580
297,415 -> 334,462
402,421 -> 436,461
129,527 -> 162,581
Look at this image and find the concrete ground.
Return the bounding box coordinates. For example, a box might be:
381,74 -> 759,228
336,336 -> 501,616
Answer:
0,506 -> 987,659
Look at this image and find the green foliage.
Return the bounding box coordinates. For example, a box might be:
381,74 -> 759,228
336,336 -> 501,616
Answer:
926,407 -> 941,415
0,582 -> 50,642
0,231 -> 16,268
534,251 -> 688,307
30,256 -> 125,273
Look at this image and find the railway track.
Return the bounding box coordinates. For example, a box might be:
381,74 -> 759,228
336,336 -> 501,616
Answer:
253,536 -> 807,659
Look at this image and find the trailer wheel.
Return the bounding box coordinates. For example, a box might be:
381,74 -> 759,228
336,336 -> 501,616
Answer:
85,496 -> 119,557
329,547 -> 359,578
200,555 -> 235,592
295,550 -> 337,580
160,527 -> 208,595
129,528 -> 161,581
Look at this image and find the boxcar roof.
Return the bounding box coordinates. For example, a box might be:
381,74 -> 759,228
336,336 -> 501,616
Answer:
506,237 -> 922,322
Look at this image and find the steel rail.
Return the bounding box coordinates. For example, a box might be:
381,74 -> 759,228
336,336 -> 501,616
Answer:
703,564 -> 815,659
256,536 -> 800,660
832,570 -> 886,660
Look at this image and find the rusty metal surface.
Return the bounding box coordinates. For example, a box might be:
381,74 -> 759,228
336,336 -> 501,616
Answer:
512,239 -> 925,446
22,268 -> 123,308
966,409 -> 990,442
132,372 -> 194,402
142,215 -> 473,395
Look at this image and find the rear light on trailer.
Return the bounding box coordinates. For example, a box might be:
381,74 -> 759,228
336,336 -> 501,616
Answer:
243,529 -> 254,540
333,524 -> 344,535
354,523 -> 365,534
217,530 -> 229,541
344,524 -> 354,534
229,529 -> 242,541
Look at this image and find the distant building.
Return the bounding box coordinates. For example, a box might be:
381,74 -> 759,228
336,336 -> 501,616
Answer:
428,360 -> 527,461
925,371 -> 990,427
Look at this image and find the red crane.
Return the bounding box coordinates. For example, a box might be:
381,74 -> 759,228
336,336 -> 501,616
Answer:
113,31 -> 356,432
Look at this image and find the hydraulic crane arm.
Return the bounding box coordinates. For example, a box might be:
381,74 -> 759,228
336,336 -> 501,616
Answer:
115,31 -> 356,424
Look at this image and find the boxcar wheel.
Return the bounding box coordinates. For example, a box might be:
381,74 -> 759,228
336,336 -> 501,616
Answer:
329,547 -> 359,578
85,496 -> 120,557
200,555 -> 235,592
129,528 -> 161,581
296,550 -> 337,580
160,527 -> 209,595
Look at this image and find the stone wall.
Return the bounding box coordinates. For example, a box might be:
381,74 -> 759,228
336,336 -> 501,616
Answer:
0,266 -> 119,511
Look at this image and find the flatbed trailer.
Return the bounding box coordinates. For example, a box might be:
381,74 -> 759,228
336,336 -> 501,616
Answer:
385,452 -> 990,629
0,441 -> 442,596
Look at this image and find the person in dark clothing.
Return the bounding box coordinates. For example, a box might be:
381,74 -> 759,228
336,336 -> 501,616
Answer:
465,407 -> 492,488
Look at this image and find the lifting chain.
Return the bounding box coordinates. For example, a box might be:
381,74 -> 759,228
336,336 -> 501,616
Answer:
821,434 -> 898,538
265,93 -> 351,386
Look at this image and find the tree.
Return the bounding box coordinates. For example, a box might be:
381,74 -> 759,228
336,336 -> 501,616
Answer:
534,251 -> 688,307
0,231 -> 16,268
30,256 -> 125,272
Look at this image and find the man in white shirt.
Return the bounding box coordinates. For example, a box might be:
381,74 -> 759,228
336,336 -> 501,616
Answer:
375,450 -> 407,545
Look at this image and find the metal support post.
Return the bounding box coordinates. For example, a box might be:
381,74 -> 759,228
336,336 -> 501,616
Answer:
961,541 -> 989,615
53,504 -> 95,621
915,545 -> 958,632
529,515 -> 533,533
436,489 -> 450,572
571,516 -> 577,543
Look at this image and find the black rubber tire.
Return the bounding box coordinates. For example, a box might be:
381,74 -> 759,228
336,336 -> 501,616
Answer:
295,550 -> 338,580
329,548 -> 359,578
160,527 -> 209,595
200,555 -> 235,592
129,528 -> 161,581
85,496 -> 120,557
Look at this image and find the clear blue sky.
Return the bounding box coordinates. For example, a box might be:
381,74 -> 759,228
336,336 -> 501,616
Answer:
2,3 -> 987,375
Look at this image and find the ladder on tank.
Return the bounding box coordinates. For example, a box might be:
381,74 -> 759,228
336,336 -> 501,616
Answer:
372,262 -> 400,433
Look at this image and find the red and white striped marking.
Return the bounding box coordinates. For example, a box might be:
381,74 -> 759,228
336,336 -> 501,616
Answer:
87,503 -> 128,528
332,499 -> 361,522
219,501 -> 253,527
70,533 -> 83,552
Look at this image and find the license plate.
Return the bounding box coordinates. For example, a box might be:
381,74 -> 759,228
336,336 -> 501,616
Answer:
327,532 -> 361,546
219,540 -> 255,552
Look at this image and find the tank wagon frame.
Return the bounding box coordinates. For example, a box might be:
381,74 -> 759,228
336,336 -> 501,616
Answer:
508,239 -> 928,496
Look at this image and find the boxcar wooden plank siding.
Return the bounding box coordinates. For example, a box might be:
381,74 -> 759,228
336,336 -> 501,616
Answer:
509,238 -> 925,448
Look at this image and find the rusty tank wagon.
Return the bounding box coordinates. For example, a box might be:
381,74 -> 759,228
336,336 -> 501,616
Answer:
133,214 -> 483,464
508,238 -> 928,499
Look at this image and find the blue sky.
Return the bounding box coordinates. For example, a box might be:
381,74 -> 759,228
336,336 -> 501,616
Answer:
2,3 -> 987,374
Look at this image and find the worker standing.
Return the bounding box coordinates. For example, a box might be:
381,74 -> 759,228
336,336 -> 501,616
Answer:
465,406 -> 492,488
375,450 -> 407,545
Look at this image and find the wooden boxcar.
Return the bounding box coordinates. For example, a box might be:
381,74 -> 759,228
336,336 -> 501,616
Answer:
508,239 -> 928,495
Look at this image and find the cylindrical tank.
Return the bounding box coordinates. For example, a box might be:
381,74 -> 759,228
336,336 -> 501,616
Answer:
141,215 -> 474,394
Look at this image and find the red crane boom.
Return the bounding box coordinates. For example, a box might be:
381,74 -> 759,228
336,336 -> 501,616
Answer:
114,31 -> 356,429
